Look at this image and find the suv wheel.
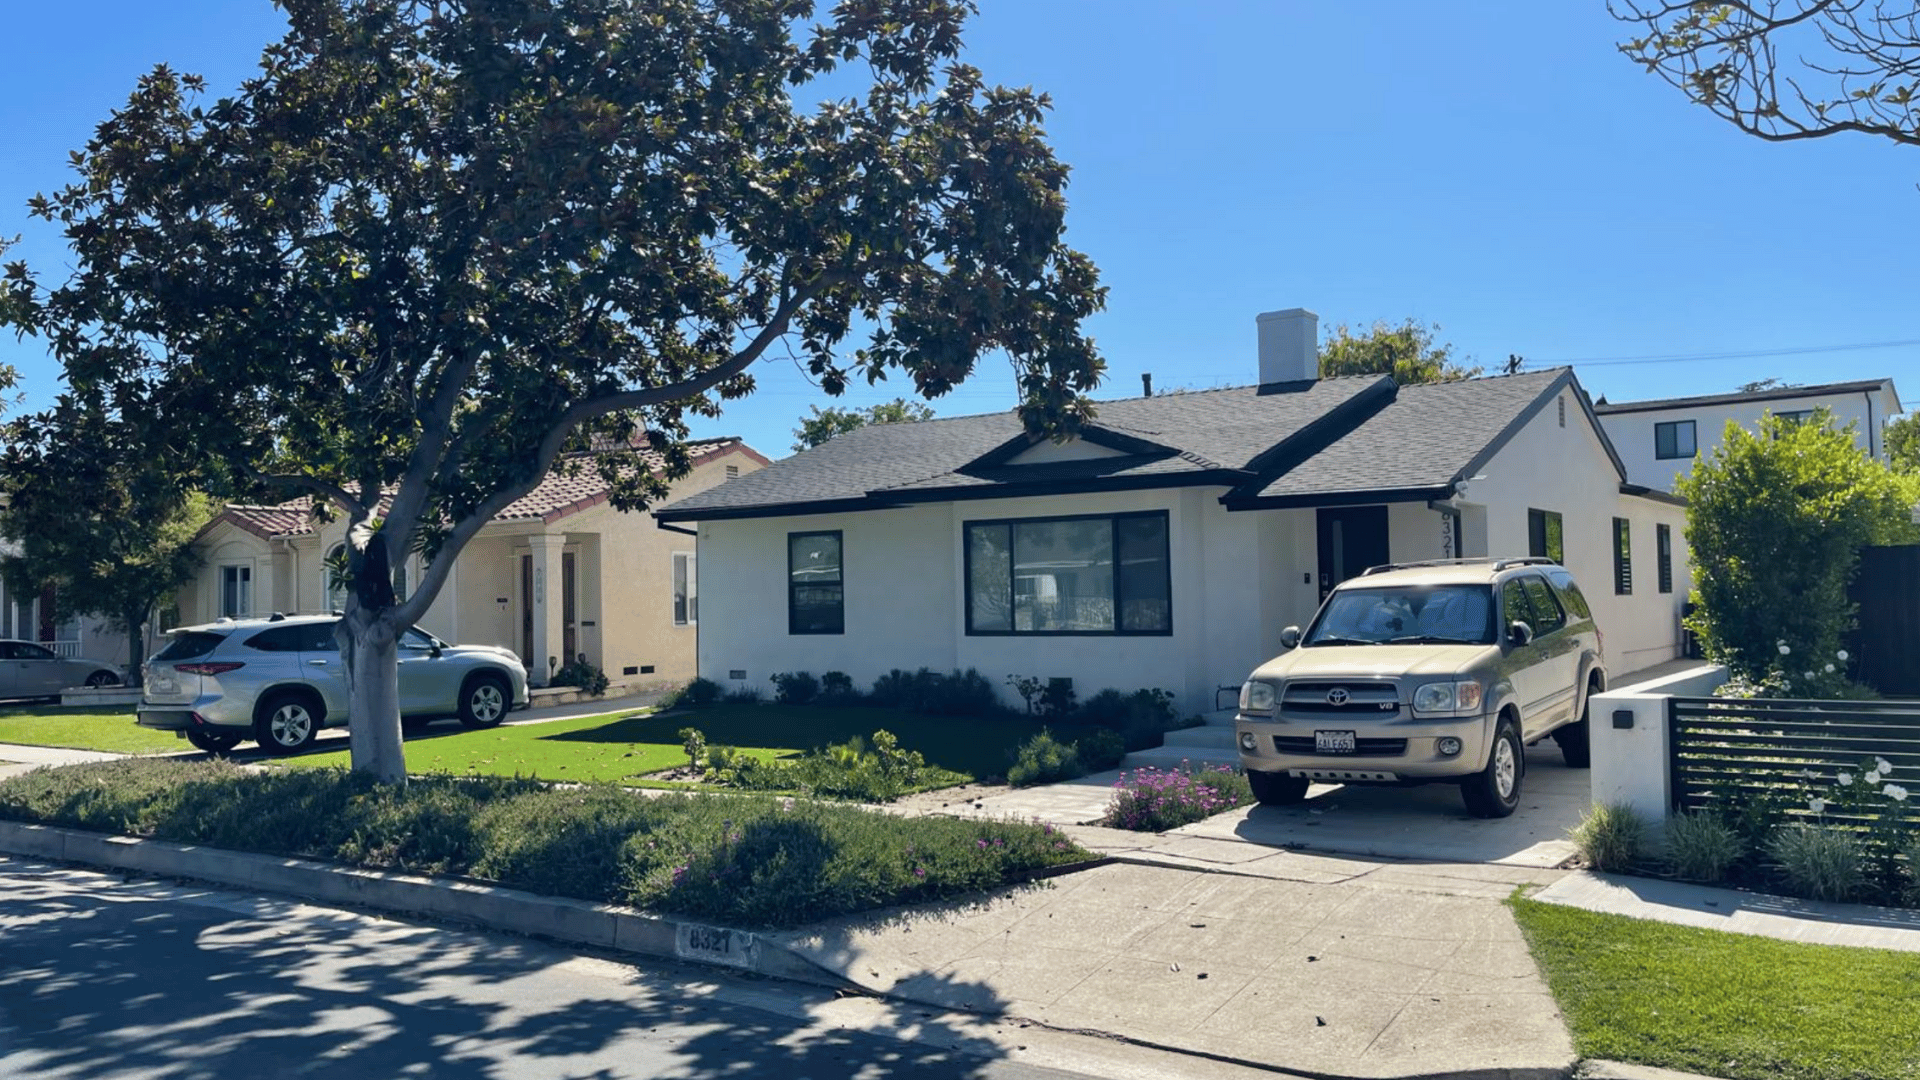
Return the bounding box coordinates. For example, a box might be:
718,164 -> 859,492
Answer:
1461,716 -> 1524,818
1554,688 -> 1596,769
255,692 -> 321,755
1247,770 -> 1310,806
186,729 -> 242,755
458,674 -> 509,729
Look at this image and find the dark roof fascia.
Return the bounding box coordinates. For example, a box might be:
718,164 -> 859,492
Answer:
1451,369 -> 1628,490
652,496 -> 897,523
874,469 -> 1249,505
964,424 -> 1181,469
1621,483 -> 1688,507
1227,376 -> 1398,499
1224,485 -> 1455,511
1592,379 -> 1893,416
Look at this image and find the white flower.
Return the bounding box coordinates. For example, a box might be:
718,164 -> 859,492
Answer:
1805,671 -> 1816,680
1778,643 -> 1792,655
1876,757 -> 1893,775
1885,784 -> 1910,802
1824,663 -> 1836,673
1838,771 -> 1854,786
1808,797 -> 1828,814
1801,769 -> 1817,780
1836,650 -> 1849,661
1866,770 -> 1883,786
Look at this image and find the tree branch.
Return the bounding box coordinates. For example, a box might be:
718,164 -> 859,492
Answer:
246,467 -> 363,517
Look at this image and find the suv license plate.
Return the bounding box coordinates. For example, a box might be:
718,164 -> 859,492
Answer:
1315,730 -> 1357,754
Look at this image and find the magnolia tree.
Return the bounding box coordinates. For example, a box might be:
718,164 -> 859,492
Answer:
0,0 -> 1104,782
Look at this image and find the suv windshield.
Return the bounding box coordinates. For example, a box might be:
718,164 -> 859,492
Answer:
1305,584 -> 1496,646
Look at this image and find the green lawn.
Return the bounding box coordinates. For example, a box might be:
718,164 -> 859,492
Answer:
1511,897 -> 1920,1080
0,705 -> 185,755
280,703 -> 1052,785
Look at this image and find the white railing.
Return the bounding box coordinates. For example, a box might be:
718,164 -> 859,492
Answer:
43,640 -> 82,659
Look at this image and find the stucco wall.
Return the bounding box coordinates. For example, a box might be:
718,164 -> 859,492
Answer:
1599,388 -> 1893,491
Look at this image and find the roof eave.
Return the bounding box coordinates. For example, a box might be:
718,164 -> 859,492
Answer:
1223,485 -> 1456,511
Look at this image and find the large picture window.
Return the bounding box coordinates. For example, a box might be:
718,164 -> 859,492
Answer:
788,532 -> 843,634
965,511 -> 1170,635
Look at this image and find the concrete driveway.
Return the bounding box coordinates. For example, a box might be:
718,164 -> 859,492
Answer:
1174,739 -> 1589,868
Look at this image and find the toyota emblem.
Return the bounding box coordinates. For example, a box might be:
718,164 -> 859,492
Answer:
1326,688 -> 1350,706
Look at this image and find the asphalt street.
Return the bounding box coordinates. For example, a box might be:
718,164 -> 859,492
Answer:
0,855 -> 1227,1080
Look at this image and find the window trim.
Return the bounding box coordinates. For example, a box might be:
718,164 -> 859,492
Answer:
672,550 -> 697,627
1656,523 -> 1674,594
962,509 -> 1173,637
1654,420 -> 1697,460
787,530 -> 844,636
1613,517 -> 1634,595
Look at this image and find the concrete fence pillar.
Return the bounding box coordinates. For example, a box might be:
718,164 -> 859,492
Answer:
1589,664 -> 1730,827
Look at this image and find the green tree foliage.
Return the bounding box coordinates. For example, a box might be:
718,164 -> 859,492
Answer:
1615,2 -> 1919,151
1317,319 -> 1480,384
0,0 -> 1104,782
0,398 -> 219,677
1677,410 -> 1919,683
792,398 -> 936,451
1887,412 -> 1920,473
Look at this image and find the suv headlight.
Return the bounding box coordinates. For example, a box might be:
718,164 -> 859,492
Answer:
1413,681 -> 1483,715
1239,680 -> 1277,714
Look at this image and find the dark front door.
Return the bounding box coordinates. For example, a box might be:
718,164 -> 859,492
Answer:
1317,506 -> 1390,602
519,554 -> 534,666
561,551 -> 578,664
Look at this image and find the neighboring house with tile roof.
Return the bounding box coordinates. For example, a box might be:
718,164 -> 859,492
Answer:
178,437 -> 769,686
1592,377 -> 1902,492
657,308 -> 1694,714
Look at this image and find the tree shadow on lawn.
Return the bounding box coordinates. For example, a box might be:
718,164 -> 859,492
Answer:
539,705 -> 1051,780
0,859 -> 1028,1080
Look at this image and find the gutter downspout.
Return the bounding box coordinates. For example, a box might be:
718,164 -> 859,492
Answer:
1865,389 -> 1879,459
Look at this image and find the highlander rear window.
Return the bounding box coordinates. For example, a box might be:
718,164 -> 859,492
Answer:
154,631 -> 226,662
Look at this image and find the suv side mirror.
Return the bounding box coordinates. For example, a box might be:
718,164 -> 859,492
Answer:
1279,626 -> 1302,649
1508,620 -> 1534,647
429,644 -> 443,659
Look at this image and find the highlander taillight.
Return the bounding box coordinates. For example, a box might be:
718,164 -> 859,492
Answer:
175,662 -> 245,676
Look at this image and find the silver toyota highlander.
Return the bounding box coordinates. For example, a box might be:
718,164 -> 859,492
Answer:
138,614 -> 531,754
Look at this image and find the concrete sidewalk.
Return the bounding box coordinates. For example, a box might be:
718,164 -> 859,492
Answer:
777,857 -> 1575,1079
1534,870 -> 1920,953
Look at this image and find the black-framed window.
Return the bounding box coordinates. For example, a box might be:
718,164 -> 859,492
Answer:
1527,509 -> 1564,564
672,552 -> 697,626
1775,409 -> 1815,425
1654,420 -> 1697,460
788,532 -> 843,634
1613,517 -> 1633,595
1656,523 -> 1674,594
964,511 -> 1170,635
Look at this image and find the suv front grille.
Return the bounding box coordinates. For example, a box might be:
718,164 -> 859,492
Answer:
1280,681 -> 1402,719
1273,736 -> 1409,757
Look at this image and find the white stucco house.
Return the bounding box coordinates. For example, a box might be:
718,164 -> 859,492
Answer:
1593,377 -> 1902,491
176,437 -> 768,686
657,308 -> 1694,714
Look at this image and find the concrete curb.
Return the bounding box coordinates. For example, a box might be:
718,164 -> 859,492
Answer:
0,820 -> 854,992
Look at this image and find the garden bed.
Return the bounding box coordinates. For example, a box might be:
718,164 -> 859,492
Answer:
0,758 -> 1093,929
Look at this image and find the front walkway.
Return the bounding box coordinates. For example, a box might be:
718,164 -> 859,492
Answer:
1533,871 -> 1920,953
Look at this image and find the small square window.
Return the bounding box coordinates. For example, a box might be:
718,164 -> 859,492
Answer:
1654,420 -> 1697,460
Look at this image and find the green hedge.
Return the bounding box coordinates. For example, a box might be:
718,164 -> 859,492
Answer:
0,759 -> 1092,929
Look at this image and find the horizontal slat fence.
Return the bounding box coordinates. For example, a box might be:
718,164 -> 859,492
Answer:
1668,697 -> 1920,830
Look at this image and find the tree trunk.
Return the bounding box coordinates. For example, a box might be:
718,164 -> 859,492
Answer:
124,605 -> 146,689
344,614 -> 406,784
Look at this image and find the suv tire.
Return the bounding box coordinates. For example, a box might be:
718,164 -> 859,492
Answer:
186,729 -> 242,755
254,692 -> 321,755
1553,717 -> 1592,769
1461,716 -> 1524,819
1247,770 -> 1310,806
458,673 -> 509,729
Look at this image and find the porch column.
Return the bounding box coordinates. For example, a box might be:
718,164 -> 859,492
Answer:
528,533 -> 567,686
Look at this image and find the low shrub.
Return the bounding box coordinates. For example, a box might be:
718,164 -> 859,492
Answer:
0,759 -> 1090,929
1769,823 -> 1869,903
1904,836 -> 1920,906
722,685 -> 764,705
1006,729 -> 1085,788
1074,728 -> 1126,772
1039,677 -> 1077,718
665,677 -> 721,710
550,658 -> 610,697
1100,765 -> 1251,832
868,667 -> 1000,716
722,730 -> 967,802
818,671 -> 858,704
678,727 -> 707,771
1076,687 -> 1176,752
1569,801 -> 1646,873
1664,811 -> 1744,883
770,671 -> 820,706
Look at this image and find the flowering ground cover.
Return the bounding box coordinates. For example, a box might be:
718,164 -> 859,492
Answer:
1099,764 -> 1252,831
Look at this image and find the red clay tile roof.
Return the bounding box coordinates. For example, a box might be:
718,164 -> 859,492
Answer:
215,437 -> 747,539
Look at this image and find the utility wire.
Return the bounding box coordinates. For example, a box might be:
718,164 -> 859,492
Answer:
1526,338 -> 1920,367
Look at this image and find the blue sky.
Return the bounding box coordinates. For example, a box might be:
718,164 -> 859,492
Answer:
3,1 -> 1915,459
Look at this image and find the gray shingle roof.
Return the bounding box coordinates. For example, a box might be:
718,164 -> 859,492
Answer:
657,369 -> 1591,519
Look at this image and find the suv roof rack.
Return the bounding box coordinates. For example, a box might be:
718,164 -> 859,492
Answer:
1359,557 -> 1559,576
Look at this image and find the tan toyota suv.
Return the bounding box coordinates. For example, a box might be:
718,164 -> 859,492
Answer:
1235,557 -> 1605,818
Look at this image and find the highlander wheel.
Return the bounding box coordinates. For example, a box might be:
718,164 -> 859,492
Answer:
1461,717 -> 1524,819
254,694 -> 321,755
459,674 -> 509,729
